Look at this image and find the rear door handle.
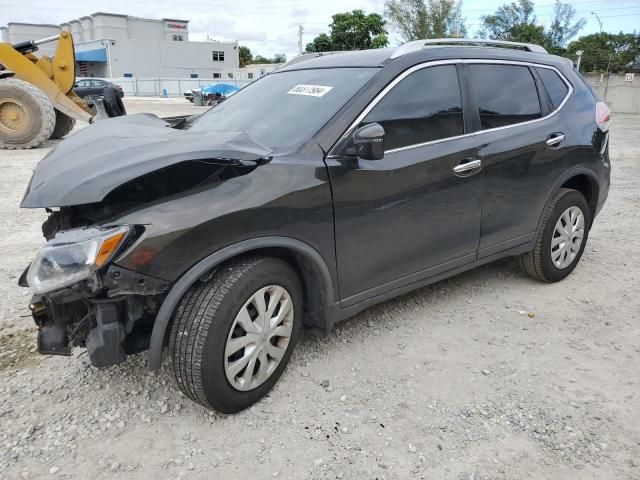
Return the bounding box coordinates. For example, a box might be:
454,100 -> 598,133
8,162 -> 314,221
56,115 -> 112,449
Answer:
546,133 -> 565,147
453,158 -> 482,175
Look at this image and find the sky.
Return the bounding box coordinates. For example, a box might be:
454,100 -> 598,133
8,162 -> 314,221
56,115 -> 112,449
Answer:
1,0 -> 639,58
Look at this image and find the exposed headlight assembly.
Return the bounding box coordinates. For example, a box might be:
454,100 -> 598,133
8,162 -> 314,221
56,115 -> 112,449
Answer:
27,226 -> 130,294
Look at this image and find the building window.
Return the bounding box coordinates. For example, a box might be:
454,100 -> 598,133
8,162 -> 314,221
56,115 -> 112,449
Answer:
228,72 -> 234,79
190,73 -> 198,78
213,73 -> 221,79
212,50 -> 225,62
248,72 -> 254,79
123,73 -> 133,78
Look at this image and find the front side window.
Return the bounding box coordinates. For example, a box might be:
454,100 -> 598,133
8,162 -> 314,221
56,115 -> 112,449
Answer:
362,65 -> 463,151
536,67 -> 569,109
469,64 -> 541,130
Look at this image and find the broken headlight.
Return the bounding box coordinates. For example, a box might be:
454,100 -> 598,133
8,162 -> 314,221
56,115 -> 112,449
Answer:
27,226 -> 130,294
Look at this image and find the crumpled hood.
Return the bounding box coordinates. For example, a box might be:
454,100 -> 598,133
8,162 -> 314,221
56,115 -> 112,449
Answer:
21,113 -> 273,208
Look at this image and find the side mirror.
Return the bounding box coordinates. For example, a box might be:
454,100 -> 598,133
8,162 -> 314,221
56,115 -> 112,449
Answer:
353,123 -> 385,160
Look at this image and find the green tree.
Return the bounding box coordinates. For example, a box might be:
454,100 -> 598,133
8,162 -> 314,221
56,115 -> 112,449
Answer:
305,9 -> 388,53
384,0 -> 466,42
249,53 -> 287,64
545,1 -> 586,54
478,0 -> 536,40
238,45 -> 253,68
567,32 -> 640,73
305,33 -> 333,53
479,0 -> 585,53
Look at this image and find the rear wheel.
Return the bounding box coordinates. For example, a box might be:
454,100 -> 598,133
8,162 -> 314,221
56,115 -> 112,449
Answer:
0,78 -> 55,149
169,256 -> 302,413
519,188 -> 591,282
49,109 -> 76,139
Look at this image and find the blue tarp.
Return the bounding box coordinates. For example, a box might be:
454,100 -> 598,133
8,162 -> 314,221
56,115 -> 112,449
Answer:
75,48 -> 107,63
201,83 -> 241,96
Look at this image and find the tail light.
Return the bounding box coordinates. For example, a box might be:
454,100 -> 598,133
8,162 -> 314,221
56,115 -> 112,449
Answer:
596,101 -> 610,132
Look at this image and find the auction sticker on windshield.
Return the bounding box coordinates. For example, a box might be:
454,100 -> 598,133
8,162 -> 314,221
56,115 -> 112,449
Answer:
287,84 -> 334,97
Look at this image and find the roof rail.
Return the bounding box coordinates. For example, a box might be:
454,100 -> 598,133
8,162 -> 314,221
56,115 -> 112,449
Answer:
280,51 -> 344,69
390,38 -> 548,59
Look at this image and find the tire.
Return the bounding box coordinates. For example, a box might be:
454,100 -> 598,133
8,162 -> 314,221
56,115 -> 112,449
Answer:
103,87 -> 126,117
519,188 -> 591,282
49,109 -> 76,139
169,256 -> 303,413
0,78 -> 55,149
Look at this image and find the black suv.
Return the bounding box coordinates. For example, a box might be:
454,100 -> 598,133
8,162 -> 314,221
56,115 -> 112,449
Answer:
20,39 -> 610,413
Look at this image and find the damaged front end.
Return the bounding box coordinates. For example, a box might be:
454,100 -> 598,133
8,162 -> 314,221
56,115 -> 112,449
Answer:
20,225 -> 168,367
19,113 -> 273,368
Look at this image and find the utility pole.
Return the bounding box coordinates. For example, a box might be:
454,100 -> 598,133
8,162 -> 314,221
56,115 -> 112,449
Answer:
297,24 -> 304,56
576,49 -> 583,72
591,12 -> 603,33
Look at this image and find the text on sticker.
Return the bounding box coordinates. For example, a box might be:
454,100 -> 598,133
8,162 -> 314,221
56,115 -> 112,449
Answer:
287,84 -> 334,97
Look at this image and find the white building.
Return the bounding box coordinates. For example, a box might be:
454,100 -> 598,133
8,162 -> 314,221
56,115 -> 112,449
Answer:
226,63 -> 284,82
1,12 -> 240,79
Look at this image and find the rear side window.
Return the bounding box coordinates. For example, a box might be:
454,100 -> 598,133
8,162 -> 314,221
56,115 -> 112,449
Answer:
469,64 -> 541,130
362,65 -> 463,151
536,67 -> 569,108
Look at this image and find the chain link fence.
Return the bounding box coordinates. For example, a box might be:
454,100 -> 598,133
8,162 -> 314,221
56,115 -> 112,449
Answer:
111,77 -> 253,97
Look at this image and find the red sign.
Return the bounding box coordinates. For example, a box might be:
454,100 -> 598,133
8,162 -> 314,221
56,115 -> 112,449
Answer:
166,23 -> 187,30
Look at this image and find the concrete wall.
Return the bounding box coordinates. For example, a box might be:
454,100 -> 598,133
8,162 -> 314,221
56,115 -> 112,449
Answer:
92,14 -> 128,41
584,73 -> 640,114
1,23 -> 61,56
2,13 -> 235,79
127,17 -> 164,41
79,17 -> 94,42
239,63 -> 283,80
101,39 -> 239,78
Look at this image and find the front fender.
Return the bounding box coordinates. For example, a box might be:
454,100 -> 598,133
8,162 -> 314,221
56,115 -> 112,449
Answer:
147,236 -> 336,370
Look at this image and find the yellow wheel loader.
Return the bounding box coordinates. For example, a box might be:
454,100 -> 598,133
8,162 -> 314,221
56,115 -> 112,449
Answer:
0,31 -> 123,149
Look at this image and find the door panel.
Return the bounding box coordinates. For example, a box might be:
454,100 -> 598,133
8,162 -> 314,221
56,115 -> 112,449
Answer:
477,115 -> 570,254
327,64 -> 483,303
328,140 -> 483,303
464,63 -> 572,254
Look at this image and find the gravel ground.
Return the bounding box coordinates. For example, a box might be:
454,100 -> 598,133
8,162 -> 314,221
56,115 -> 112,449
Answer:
0,99 -> 638,480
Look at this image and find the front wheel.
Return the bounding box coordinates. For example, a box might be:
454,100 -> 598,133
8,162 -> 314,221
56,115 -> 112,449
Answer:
519,188 -> 591,282
169,256 -> 302,413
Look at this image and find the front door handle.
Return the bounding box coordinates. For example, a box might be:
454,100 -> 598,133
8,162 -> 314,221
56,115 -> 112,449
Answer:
453,158 -> 482,175
546,133 -> 565,147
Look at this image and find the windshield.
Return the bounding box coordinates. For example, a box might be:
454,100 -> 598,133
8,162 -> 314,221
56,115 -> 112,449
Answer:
189,68 -> 378,151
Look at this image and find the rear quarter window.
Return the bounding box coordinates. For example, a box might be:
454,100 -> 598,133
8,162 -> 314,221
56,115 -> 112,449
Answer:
536,67 -> 569,109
